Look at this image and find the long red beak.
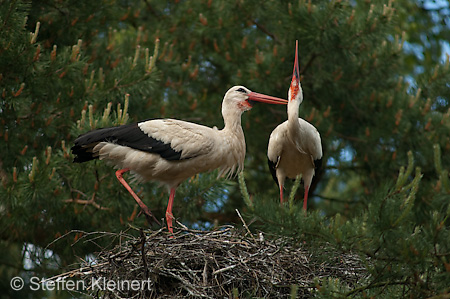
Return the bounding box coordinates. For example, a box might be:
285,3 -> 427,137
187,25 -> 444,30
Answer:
293,40 -> 300,81
247,92 -> 288,105
290,41 -> 300,97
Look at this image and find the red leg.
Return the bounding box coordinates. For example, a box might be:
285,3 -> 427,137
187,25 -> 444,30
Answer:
165,188 -> 176,234
303,185 -> 309,212
115,168 -> 160,225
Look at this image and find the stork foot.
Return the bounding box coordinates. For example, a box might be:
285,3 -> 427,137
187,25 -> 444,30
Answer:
165,211 -> 174,234
165,187 -> 176,235
138,206 -> 161,226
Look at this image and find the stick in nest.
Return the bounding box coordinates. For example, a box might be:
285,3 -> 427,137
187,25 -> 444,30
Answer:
235,208 -> 256,242
47,225 -> 369,298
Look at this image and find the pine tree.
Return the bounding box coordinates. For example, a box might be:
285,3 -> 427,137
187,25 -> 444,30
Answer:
1,0 -> 449,297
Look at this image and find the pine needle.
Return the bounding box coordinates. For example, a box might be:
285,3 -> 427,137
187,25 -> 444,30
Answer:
289,174 -> 302,212
238,171 -> 253,211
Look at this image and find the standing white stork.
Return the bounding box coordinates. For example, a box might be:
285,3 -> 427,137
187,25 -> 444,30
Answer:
71,86 -> 287,233
267,41 -> 323,211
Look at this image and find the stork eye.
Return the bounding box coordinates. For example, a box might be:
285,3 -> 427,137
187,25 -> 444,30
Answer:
237,88 -> 247,93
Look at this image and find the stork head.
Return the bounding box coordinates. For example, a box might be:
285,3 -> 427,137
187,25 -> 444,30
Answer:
288,40 -> 302,104
224,86 -> 287,113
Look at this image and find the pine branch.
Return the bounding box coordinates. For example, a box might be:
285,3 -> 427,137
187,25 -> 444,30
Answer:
345,279 -> 410,297
299,52 -> 319,75
238,171 -> 253,211
250,19 -> 279,43
63,192 -> 110,211
289,174 -> 302,212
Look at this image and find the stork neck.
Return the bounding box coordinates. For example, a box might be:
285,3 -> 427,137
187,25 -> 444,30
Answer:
222,104 -> 244,133
287,97 -> 300,121
220,104 -> 246,175
287,89 -> 303,143
287,95 -> 301,136
287,84 -> 303,122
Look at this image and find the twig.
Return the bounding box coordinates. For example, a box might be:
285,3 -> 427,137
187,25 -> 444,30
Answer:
44,262 -> 109,282
235,209 -> 256,242
299,52 -> 319,75
140,229 -> 149,278
176,219 -> 189,230
212,264 -> 237,275
251,20 -> 279,42
64,192 -> 110,210
51,225 -> 369,298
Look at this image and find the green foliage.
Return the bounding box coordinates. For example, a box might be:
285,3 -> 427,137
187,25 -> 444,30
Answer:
289,174 -> 302,211
247,149 -> 449,297
395,0 -> 450,74
1,0 -> 449,297
238,171 -> 253,211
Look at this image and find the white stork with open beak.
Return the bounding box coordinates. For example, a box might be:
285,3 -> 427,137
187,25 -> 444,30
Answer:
71,86 -> 287,233
267,41 -> 323,210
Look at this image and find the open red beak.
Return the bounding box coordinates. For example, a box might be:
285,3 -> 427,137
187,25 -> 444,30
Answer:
247,92 -> 288,105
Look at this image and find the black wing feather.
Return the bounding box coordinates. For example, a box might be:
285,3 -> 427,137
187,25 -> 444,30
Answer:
71,122 -> 182,163
267,158 -> 279,187
314,157 -> 322,172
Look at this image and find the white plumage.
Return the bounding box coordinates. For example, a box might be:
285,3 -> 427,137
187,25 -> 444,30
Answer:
95,118 -> 244,186
72,86 -> 287,233
267,41 -> 323,210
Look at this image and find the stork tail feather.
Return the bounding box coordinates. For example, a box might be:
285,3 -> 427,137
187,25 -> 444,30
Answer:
71,121 -> 184,163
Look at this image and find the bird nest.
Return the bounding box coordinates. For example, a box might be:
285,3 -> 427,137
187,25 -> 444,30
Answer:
51,223 -> 369,298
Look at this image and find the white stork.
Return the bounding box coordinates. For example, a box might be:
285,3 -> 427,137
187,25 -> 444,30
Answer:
71,86 -> 287,233
267,41 -> 323,210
